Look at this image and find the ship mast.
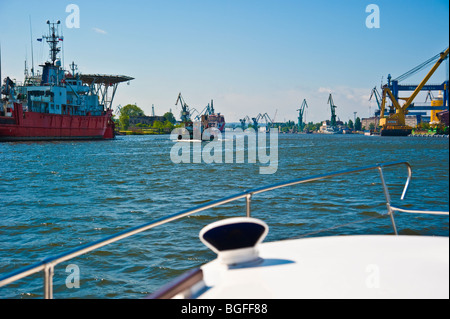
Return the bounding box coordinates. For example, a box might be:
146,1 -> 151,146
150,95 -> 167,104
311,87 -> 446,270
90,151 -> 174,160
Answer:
29,16 -> 35,77
42,20 -> 62,66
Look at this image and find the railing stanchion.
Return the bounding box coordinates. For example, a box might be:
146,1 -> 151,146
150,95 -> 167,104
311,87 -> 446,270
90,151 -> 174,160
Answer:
44,263 -> 54,299
378,166 -> 398,235
246,194 -> 252,218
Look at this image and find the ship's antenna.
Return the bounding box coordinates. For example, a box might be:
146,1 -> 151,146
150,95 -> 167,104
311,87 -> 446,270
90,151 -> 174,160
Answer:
29,15 -> 35,76
60,23 -> 65,72
43,20 -> 61,65
24,52 -> 28,78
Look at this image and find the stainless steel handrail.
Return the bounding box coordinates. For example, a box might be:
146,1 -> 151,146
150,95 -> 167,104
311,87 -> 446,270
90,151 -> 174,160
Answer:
390,205 -> 449,215
0,161 -> 448,298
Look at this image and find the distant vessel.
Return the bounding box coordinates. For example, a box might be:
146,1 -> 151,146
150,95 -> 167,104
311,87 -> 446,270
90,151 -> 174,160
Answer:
0,20 -> 133,142
175,93 -> 225,140
198,100 -> 225,132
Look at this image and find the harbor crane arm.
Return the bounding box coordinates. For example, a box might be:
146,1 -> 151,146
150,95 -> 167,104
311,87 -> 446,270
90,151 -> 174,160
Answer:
175,92 -> 192,123
175,92 -> 185,107
379,47 -> 449,131
195,102 -> 212,120
263,112 -> 273,123
379,86 -> 402,118
382,48 -> 449,113
369,87 -> 382,109
297,99 -> 308,131
327,94 -> 337,112
297,99 -> 308,113
261,113 -> 274,128
327,94 -> 337,126
403,48 -> 449,110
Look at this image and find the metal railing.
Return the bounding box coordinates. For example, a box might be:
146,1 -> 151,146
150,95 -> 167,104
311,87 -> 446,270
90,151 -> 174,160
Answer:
0,161 -> 448,298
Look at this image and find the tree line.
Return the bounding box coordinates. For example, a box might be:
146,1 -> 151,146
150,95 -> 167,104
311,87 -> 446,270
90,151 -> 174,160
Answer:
115,104 -> 177,131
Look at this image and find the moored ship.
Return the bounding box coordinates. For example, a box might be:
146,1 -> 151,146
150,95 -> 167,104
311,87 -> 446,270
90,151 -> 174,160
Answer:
0,20 -> 133,142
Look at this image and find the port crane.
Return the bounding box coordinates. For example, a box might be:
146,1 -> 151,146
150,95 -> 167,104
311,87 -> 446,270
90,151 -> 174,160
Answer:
327,94 -> 337,127
297,99 -> 308,132
369,87 -> 383,116
239,115 -> 251,130
175,92 -> 190,123
194,100 -> 215,120
175,92 -> 199,123
250,113 -> 273,132
251,114 -> 261,131
379,47 -> 449,136
262,113 -> 275,131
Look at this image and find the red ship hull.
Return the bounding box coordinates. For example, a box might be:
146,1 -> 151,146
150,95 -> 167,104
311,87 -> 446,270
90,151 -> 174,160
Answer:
0,103 -> 115,142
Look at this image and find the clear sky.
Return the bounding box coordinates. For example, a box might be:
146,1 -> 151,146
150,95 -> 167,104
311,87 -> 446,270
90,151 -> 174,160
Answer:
1,0 -> 449,124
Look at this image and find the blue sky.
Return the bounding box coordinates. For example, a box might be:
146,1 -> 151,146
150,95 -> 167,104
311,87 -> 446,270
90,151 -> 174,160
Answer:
1,0 -> 449,123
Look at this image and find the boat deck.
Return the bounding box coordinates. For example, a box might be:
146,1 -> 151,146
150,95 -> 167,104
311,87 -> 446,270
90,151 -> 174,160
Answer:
197,235 -> 449,299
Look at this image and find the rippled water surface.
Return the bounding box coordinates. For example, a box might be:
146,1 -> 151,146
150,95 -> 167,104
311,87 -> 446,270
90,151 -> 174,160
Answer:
0,134 -> 448,298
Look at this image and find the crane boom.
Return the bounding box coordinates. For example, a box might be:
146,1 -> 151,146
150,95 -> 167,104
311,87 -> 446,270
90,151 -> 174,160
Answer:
175,92 -> 191,123
327,94 -> 337,127
404,48 -> 449,109
369,87 -> 382,110
297,99 -> 308,132
379,48 -> 449,136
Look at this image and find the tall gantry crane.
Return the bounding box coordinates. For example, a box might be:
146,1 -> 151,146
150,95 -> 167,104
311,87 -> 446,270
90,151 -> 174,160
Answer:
327,94 -> 337,127
297,99 -> 308,132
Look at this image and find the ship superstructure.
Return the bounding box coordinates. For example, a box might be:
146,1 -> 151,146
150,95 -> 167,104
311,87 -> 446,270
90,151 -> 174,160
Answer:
0,20 -> 133,141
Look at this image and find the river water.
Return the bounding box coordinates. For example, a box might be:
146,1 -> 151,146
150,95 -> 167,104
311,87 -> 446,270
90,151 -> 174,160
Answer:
0,133 -> 448,298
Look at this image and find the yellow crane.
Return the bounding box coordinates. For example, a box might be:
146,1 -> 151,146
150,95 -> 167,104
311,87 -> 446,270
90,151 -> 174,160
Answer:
379,47 -> 449,136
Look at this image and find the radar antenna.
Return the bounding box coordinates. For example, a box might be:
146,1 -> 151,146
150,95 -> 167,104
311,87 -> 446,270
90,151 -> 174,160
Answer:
40,20 -> 62,65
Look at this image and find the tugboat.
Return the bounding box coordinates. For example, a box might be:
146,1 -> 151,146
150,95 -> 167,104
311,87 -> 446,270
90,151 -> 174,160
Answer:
175,92 -> 225,140
0,20 -> 133,142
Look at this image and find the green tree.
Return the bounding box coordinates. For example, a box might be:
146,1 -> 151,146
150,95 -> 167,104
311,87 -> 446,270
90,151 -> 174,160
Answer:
120,114 -> 130,131
348,119 -> 354,130
119,104 -> 144,130
163,112 -> 176,124
120,104 -> 145,117
164,120 -> 174,131
354,117 -> 362,131
153,120 -> 164,133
